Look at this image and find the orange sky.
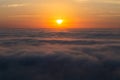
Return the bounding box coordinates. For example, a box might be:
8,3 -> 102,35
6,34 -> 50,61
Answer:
0,0 -> 120,28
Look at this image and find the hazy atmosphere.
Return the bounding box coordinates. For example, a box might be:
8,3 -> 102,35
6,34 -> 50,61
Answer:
0,0 -> 120,28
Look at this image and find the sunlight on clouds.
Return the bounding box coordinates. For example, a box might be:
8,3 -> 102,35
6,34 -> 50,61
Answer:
74,0 -> 88,2
74,0 -> 120,4
102,0 -> 120,4
8,15 -> 42,18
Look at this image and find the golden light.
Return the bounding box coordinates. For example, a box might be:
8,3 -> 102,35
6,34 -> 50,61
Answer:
56,19 -> 63,25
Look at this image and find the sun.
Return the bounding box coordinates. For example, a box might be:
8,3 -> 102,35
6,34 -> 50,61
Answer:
56,19 -> 63,25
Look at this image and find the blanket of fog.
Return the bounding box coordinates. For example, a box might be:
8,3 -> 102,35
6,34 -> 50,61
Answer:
0,28 -> 120,80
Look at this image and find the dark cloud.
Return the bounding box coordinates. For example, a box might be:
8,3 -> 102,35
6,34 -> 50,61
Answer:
0,54 -> 120,80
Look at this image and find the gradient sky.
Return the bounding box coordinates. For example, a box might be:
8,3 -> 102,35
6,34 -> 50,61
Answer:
0,0 -> 120,28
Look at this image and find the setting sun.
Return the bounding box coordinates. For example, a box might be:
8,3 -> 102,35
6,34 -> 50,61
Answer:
56,19 -> 63,25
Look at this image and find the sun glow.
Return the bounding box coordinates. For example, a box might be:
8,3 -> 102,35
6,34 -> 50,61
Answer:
56,19 -> 63,25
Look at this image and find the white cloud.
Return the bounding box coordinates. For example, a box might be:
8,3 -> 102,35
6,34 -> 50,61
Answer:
1,4 -> 28,8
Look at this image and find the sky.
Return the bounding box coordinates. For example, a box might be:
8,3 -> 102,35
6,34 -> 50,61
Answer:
0,0 -> 120,28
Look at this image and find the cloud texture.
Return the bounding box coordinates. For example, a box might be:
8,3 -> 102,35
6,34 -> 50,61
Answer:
0,28 -> 120,80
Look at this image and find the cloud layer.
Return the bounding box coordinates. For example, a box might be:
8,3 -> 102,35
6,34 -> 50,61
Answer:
0,28 -> 120,80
